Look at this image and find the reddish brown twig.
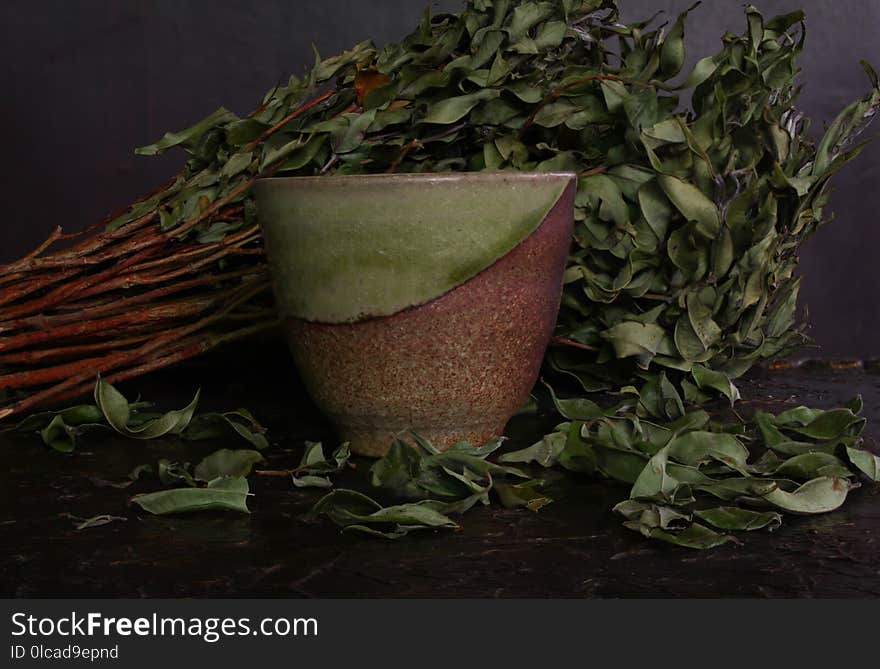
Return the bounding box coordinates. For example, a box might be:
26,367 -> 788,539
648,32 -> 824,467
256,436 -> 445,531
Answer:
246,88 -> 337,151
0,334 -> 155,366
0,89 -> 341,421
0,244 -> 163,319
0,268 -> 83,311
387,139 -> 422,173
44,320 -> 279,411
0,297 -> 216,359
386,122 -> 467,173
22,226 -> 63,261
550,336 -> 599,352
0,267 -> 261,332
577,165 -> 607,177
0,279 -> 272,419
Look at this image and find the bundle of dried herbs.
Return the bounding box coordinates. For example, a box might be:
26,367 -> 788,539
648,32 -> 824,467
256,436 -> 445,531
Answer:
2,0 -> 877,417
3,1 -> 880,547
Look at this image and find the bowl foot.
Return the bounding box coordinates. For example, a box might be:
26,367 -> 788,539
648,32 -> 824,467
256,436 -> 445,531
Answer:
337,422 -> 507,457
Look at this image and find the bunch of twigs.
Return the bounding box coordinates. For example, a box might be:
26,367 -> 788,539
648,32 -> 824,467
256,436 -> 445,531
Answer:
0,43 -> 360,423
0,95 -> 341,421
0,195 -> 276,420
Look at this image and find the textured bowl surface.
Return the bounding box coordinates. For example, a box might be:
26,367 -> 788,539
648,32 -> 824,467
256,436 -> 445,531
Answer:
256,172 -> 576,456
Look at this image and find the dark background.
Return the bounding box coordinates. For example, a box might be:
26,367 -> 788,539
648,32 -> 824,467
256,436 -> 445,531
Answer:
1,0 -> 877,356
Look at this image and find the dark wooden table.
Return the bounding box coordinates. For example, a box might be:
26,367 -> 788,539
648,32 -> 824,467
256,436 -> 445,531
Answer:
2,344 -> 879,598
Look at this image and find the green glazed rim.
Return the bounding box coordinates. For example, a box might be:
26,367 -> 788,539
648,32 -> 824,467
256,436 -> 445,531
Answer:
254,171 -> 575,323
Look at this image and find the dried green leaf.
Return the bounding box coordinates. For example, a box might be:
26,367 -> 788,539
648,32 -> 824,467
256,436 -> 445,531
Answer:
623,518 -> 735,549
659,5 -> 692,78
658,174 -> 720,239
666,431 -> 750,475
774,452 -> 852,481
495,480 -> 553,512
787,409 -> 865,441
630,447 -> 688,502
422,89 -> 500,124
332,109 -> 378,154
183,409 -> 270,449
845,446 -> 880,482
136,108 -> 238,156
308,489 -> 457,538
291,442 -> 351,488
131,477 -> 251,515
693,506 -> 781,532
157,459 -> 196,487
691,364 -> 740,404
600,321 -> 665,368
95,379 -> 200,439
39,415 -> 78,453
760,476 -> 851,514
194,449 -> 264,482
498,431 -> 566,467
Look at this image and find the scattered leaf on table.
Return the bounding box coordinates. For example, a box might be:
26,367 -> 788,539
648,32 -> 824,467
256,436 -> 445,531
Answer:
498,431 -> 566,467
184,409 -> 270,449
158,459 -> 196,487
845,446 -> 880,481
624,520 -> 737,549
308,489 -> 457,539
291,442 -> 351,488
760,476 -> 852,514
693,507 -> 782,532
494,480 -> 553,512
131,477 -> 251,515
194,448 -> 264,482
95,379 -> 200,439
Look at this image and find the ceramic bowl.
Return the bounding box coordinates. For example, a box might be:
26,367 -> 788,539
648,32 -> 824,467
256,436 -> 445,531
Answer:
255,171 -> 575,456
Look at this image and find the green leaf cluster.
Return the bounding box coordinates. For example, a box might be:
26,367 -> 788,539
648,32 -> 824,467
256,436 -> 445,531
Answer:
124,0 -> 879,399
10,379 -> 269,452
290,441 -> 351,488
502,388 -> 874,548
308,432 -> 549,538
129,448 -> 264,515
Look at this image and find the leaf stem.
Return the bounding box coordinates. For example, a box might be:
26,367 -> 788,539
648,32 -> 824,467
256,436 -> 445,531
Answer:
245,88 -> 337,151
549,336 -> 598,352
